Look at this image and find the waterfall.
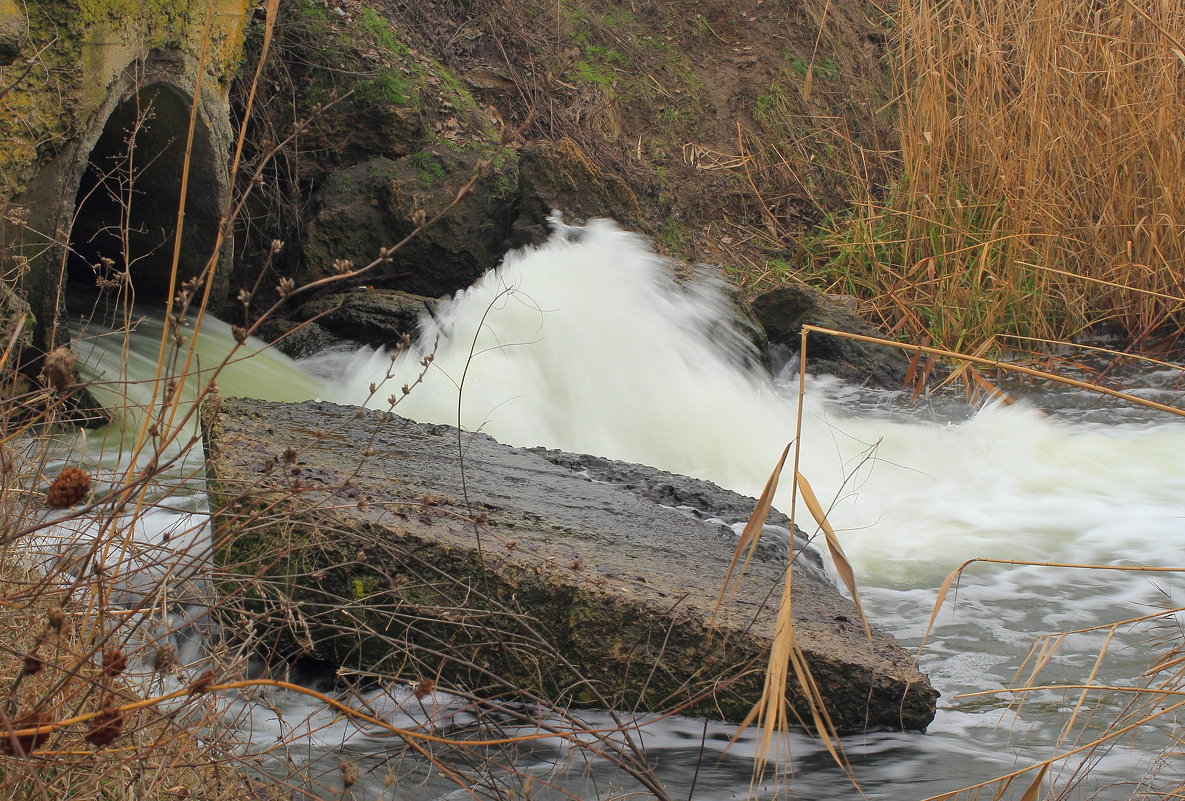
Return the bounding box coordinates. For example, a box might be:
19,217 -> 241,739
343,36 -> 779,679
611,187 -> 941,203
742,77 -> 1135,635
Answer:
53,220 -> 1185,798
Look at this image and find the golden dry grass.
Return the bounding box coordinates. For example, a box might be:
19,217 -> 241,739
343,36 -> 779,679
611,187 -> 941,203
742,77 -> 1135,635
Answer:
801,0 -> 1185,353
0,560 -> 272,801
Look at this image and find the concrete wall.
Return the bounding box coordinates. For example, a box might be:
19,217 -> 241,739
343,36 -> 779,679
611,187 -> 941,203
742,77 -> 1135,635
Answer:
0,0 -> 252,351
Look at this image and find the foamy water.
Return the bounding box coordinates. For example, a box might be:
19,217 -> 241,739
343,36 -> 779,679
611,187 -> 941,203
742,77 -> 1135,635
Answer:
335,220 -> 1185,582
58,221 -> 1185,799
329,219 -> 1185,797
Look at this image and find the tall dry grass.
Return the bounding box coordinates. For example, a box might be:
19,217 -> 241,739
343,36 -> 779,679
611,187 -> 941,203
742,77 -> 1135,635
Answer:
802,0 -> 1185,353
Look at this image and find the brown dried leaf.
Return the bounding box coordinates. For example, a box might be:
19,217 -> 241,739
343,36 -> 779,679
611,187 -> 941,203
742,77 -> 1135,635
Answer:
711,441 -> 793,622
796,472 -> 871,641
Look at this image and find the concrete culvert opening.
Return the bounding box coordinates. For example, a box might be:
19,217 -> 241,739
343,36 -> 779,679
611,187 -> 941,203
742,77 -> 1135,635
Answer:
67,83 -> 222,301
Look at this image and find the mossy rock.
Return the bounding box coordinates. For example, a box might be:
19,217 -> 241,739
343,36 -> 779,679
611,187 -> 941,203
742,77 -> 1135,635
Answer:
512,138 -> 645,245
0,0 -> 27,65
300,147 -> 519,297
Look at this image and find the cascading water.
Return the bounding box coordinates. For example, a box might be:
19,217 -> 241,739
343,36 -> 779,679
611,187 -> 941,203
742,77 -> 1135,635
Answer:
331,219 -> 1185,797
57,220 -> 1185,798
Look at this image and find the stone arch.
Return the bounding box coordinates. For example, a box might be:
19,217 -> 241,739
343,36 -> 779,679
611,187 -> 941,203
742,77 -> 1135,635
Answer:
67,80 -> 224,301
20,47 -> 234,347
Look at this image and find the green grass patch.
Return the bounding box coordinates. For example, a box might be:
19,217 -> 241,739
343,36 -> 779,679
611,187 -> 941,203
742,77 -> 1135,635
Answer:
601,9 -> 636,28
409,151 -> 446,185
352,69 -> 412,106
357,5 -> 408,55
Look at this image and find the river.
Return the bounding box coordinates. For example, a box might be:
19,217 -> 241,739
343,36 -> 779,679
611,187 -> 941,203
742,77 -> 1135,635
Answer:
63,220 -> 1185,799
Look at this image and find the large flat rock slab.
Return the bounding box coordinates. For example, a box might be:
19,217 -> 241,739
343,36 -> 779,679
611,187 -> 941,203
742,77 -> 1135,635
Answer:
203,398 -> 936,731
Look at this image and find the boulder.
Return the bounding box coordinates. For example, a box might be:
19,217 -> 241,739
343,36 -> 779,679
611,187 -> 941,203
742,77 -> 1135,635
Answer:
511,138 -> 645,245
252,317 -> 339,360
299,102 -> 423,169
294,287 -> 432,348
204,397 -> 937,732
752,283 -> 910,387
299,147 -> 518,297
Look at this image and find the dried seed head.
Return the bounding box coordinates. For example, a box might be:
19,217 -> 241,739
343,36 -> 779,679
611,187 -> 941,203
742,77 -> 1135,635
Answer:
276,277 -> 296,299
339,758 -> 359,789
4,205 -> 30,226
43,346 -> 76,391
237,288 -> 253,306
46,606 -> 66,633
332,258 -> 353,274
231,325 -> 249,345
3,710 -> 52,754
270,238 -> 285,254
281,446 -> 298,464
412,678 -> 436,700
19,653 -> 42,676
153,643 -> 177,674
46,467 -> 90,509
84,699 -> 124,747
186,668 -> 216,695
100,647 -> 127,677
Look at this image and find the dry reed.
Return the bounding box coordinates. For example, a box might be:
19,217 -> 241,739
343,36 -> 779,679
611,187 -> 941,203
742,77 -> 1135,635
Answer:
802,0 -> 1185,353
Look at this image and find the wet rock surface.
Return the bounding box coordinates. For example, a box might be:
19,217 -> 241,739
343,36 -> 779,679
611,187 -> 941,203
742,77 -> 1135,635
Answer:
294,288 -> 433,348
299,148 -> 518,297
511,139 -> 645,246
204,397 -> 937,732
752,282 -> 911,388
528,448 -> 825,576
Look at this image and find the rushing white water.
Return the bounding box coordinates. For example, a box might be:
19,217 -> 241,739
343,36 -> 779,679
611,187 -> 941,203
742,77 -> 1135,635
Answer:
328,219 -> 1185,797
336,220 -> 1185,583
57,221 -> 1185,799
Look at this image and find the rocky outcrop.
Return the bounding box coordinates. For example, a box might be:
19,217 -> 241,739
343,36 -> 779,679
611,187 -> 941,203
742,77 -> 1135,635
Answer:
204,397 -> 937,732
511,138 -> 645,245
294,288 -> 433,348
298,147 -> 518,297
752,283 -> 911,387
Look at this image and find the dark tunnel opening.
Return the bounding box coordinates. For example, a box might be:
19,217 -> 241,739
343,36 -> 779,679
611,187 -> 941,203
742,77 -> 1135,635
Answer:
67,83 -> 222,304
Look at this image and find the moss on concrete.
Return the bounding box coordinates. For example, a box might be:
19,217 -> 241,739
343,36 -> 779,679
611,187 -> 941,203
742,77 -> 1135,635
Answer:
0,0 -> 249,202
